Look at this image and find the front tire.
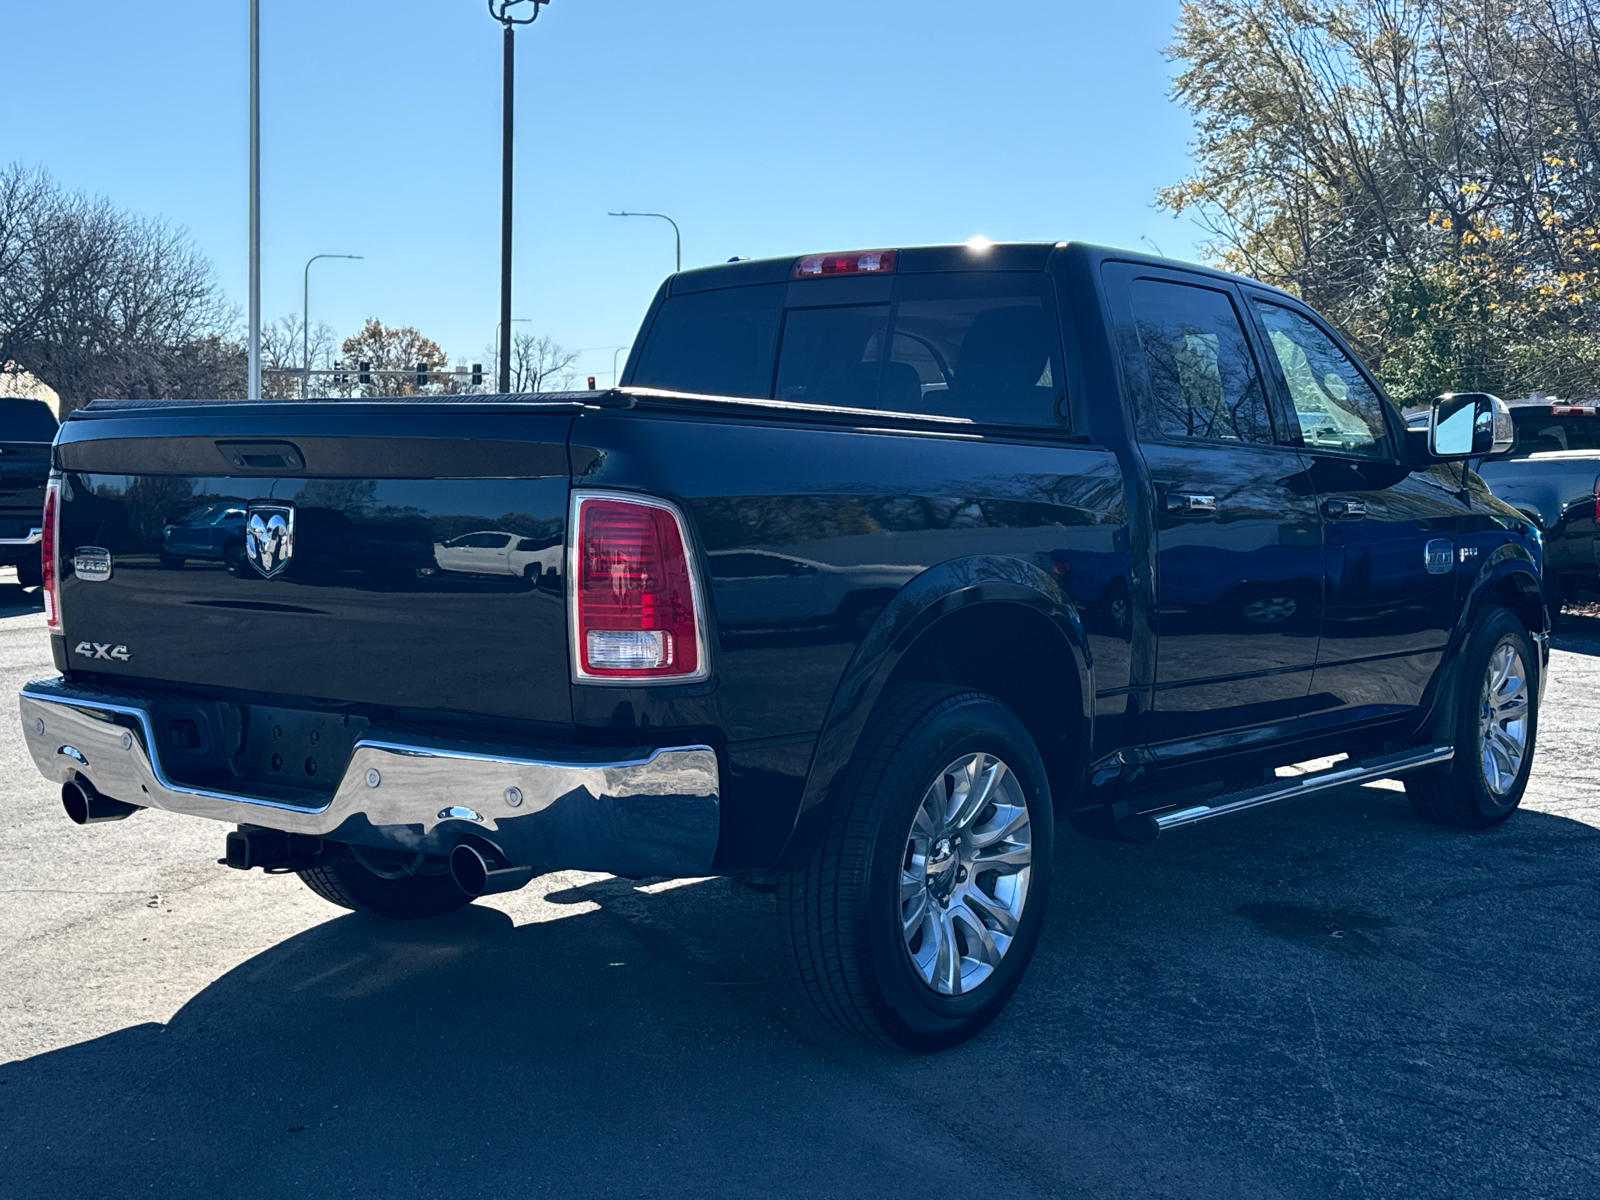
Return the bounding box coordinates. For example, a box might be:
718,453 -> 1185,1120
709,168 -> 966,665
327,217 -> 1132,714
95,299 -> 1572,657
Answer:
1406,606 -> 1538,829
298,845 -> 473,919
779,685 -> 1054,1051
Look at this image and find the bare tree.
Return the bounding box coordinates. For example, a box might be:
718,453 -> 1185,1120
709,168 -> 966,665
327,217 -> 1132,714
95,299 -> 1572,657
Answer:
509,333 -> 578,392
0,163 -> 243,409
261,313 -> 337,398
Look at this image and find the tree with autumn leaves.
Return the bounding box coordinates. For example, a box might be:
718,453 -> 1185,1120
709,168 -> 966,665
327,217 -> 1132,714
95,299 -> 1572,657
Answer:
1162,0 -> 1600,404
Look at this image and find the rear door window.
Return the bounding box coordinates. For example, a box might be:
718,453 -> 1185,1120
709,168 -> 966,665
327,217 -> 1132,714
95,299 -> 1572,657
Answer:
1126,278 -> 1273,444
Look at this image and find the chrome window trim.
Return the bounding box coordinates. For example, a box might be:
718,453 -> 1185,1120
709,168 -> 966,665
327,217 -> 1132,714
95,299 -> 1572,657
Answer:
0,527 -> 41,547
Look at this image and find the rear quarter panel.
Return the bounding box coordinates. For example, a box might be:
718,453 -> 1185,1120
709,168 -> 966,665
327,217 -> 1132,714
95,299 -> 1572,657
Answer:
571,411 -> 1132,865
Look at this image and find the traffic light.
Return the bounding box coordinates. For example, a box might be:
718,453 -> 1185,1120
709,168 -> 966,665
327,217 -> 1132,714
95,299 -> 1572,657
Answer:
332,361 -> 345,385
587,375 -> 596,389
359,361 -> 372,386
416,362 -> 428,388
471,363 -> 483,387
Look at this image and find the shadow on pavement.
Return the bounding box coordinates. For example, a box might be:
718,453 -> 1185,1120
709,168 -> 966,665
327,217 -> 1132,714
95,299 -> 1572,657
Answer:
1552,604 -> 1600,654
2,786 -> 1598,1200
0,581 -> 43,618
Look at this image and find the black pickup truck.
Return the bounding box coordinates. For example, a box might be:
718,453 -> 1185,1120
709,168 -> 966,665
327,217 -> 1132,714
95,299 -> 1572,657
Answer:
1479,401 -> 1600,612
18,243 -> 1547,1050
0,397 -> 58,587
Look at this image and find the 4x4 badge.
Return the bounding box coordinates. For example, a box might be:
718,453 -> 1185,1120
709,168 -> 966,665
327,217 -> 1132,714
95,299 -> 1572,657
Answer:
245,503 -> 295,578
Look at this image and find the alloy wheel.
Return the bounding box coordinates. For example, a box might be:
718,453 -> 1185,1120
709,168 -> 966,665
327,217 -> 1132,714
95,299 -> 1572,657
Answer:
899,752 -> 1033,996
1479,639 -> 1531,796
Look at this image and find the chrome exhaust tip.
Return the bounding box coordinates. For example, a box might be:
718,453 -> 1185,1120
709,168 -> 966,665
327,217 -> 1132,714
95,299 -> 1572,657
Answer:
62,777 -> 141,825
449,841 -> 534,897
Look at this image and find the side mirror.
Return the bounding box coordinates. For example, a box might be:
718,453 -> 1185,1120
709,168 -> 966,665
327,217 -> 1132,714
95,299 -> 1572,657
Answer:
1431,392 -> 1514,458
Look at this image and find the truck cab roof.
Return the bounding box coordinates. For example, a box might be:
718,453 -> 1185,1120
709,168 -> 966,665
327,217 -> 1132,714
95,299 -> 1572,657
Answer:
668,240 -> 1291,300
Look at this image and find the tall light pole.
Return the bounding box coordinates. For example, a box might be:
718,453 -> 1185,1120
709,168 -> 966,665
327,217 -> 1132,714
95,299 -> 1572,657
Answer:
495,317 -> 532,389
247,0 -> 261,399
612,344 -> 631,385
488,0 -> 550,392
302,254 -> 362,397
608,211 -> 681,274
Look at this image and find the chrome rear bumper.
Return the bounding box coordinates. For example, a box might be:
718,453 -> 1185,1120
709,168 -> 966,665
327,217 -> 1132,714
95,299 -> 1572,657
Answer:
18,677 -> 719,878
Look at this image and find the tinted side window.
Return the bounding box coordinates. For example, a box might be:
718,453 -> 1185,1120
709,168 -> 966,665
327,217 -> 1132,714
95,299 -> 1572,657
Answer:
773,305 -> 890,408
1252,301 -> 1390,457
631,283 -> 784,398
1128,279 -> 1272,444
0,398 -> 59,442
888,275 -> 1063,425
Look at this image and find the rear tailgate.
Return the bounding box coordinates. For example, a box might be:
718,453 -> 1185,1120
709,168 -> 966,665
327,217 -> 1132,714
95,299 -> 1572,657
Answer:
53,400 -> 576,725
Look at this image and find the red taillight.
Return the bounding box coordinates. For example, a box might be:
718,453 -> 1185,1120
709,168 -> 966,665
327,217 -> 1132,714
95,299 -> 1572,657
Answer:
792,250 -> 897,278
41,477 -> 61,630
572,494 -> 705,681
1593,474 -> 1600,525
1552,404 -> 1597,416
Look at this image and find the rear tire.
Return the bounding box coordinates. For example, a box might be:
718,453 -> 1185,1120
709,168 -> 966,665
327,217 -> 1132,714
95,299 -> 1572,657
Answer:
1406,606 -> 1538,829
297,845 -> 473,919
778,684 -> 1054,1051
14,559 -> 41,588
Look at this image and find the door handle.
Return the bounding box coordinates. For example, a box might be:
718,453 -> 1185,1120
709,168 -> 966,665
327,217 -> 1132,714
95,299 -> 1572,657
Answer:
1322,497 -> 1367,519
1166,491 -> 1218,516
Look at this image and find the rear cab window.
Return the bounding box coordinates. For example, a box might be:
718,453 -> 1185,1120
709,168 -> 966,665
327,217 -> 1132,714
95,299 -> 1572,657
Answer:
1508,406 -> 1600,456
0,398 -> 60,442
630,266 -> 1066,429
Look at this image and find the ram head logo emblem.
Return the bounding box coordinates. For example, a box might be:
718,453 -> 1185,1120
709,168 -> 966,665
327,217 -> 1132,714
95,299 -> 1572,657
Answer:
244,504 -> 295,579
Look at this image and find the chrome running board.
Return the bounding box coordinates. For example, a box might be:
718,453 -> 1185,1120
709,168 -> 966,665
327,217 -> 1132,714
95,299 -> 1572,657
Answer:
1123,745 -> 1454,840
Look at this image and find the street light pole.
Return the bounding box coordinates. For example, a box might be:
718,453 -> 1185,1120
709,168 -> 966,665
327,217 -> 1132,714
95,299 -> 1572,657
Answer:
488,0 -> 549,393
612,344 -> 631,385
302,254 -> 363,398
247,0 -> 261,400
494,317 -> 532,389
608,211 -> 681,274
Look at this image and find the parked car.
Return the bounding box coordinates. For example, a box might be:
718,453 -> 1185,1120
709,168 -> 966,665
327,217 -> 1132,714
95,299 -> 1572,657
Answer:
20,243 -> 1546,1051
160,502 -> 248,569
434,530 -> 563,580
0,397 -> 58,587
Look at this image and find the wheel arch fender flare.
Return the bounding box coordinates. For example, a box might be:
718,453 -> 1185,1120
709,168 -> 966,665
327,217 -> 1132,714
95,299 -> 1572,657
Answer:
773,555 -> 1093,869
1458,544 -> 1546,647
1417,545 -> 1546,745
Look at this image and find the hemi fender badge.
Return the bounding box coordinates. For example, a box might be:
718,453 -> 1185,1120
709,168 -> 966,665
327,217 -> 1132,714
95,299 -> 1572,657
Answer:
74,642 -> 131,662
72,547 -> 112,582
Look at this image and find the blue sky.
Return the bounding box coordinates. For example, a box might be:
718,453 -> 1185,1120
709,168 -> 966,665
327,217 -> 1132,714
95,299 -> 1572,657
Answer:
3,0 -> 1206,385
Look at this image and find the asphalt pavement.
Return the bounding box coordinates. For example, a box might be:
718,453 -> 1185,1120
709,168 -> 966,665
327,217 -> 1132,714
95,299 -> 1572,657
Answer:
2,566 -> 1598,1199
